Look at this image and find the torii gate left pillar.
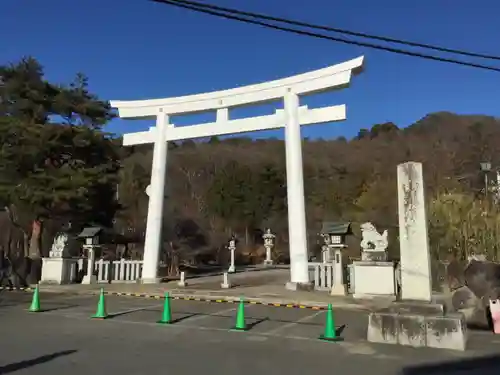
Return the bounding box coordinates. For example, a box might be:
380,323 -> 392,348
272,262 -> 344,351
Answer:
141,109 -> 169,282
111,56 -> 364,287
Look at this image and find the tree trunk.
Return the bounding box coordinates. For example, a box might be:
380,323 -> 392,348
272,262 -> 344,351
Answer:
28,219 -> 42,259
5,226 -> 12,259
27,219 -> 43,284
22,233 -> 29,258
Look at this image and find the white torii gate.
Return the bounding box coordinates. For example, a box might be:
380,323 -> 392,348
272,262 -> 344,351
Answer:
111,56 -> 364,289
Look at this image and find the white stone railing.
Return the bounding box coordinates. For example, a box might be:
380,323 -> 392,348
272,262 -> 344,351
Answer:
95,259 -> 143,283
75,258 -> 143,283
308,262 -> 334,291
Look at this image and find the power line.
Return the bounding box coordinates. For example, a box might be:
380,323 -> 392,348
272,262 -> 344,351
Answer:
151,0 -> 500,73
158,0 -> 500,62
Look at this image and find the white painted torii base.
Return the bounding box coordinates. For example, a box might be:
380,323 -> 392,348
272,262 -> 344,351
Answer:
110,56 -> 364,287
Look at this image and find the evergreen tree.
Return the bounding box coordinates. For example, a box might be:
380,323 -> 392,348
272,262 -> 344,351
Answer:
0,57 -> 120,283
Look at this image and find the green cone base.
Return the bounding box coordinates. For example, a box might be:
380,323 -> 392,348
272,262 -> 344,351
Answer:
157,320 -> 172,325
91,315 -> 108,319
319,335 -> 344,342
231,326 -> 249,331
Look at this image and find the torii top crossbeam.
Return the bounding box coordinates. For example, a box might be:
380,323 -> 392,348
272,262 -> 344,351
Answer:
111,57 -> 364,146
111,56 -> 363,119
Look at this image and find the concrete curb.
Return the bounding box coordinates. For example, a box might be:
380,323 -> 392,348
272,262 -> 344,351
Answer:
0,286 -> 34,292
0,286 -> 370,311
103,291 -> 369,311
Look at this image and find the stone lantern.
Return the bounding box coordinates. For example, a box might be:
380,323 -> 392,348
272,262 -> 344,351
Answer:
319,221 -> 352,296
78,227 -> 102,284
227,235 -> 237,273
262,228 -> 276,266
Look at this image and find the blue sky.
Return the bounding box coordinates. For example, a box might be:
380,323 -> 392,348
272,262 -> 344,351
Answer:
2,0 -> 500,140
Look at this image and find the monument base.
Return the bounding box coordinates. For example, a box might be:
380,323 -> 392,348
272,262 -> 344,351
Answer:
354,293 -> 396,302
285,281 -> 314,291
330,284 -> 347,296
352,261 -> 396,299
367,301 -> 467,351
40,258 -> 75,285
81,274 -> 97,285
137,277 -> 162,284
361,251 -> 388,262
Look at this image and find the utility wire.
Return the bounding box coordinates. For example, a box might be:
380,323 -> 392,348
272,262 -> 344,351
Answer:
151,0 -> 500,72
157,0 -> 500,62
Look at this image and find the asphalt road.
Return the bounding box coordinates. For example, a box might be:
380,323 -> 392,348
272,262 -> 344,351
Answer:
1,291 -> 500,374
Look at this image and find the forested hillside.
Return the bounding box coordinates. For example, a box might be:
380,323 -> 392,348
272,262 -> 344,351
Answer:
2,57 -> 500,281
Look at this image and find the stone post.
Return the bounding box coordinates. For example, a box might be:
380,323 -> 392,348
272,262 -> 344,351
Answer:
178,271 -> 187,287
330,248 -> 347,296
81,245 -> 97,285
221,272 -> 231,289
397,162 -> 432,302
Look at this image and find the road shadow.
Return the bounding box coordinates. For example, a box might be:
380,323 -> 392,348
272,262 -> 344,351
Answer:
106,307 -> 153,319
401,354 -> 500,375
246,317 -> 267,330
336,324 -> 346,336
143,308 -> 327,328
0,350 -> 77,374
152,309 -> 268,329
0,302 -> 82,312
170,313 -> 198,324
37,304 -> 81,313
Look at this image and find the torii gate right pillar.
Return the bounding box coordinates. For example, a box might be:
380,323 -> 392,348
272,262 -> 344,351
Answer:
284,90 -> 311,290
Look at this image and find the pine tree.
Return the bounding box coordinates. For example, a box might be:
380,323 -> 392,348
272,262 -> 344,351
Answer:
0,57 -> 120,282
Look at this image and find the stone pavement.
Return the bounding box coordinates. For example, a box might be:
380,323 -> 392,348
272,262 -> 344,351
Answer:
31,268 -> 394,311
2,292 -> 500,375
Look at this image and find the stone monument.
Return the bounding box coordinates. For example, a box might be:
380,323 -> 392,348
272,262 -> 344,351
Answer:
360,222 -> 388,261
50,233 -> 69,258
40,232 -> 75,284
262,229 -> 276,266
367,162 -> 467,351
352,223 -> 396,299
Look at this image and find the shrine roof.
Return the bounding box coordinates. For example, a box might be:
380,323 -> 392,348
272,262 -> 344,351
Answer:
77,227 -> 103,238
320,222 -> 352,235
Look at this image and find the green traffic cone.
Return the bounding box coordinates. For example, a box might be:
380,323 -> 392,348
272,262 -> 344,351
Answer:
28,284 -> 41,312
92,288 -> 108,319
157,292 -> 172,324
319,303 -> 343,342
231,297 -> 248,331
